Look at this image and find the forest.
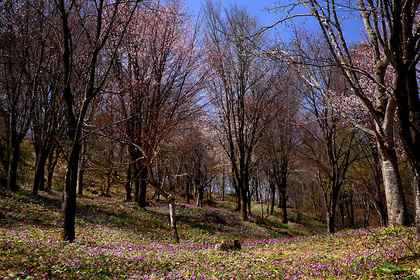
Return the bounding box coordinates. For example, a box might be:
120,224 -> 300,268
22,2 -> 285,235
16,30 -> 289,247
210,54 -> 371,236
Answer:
1,0 -> 420,278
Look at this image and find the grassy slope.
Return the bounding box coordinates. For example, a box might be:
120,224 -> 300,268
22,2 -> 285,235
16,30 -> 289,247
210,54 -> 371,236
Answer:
1,188 -> 420,279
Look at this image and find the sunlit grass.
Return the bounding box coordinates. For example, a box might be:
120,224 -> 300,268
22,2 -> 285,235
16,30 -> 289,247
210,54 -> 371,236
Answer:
1,189 -> 420,279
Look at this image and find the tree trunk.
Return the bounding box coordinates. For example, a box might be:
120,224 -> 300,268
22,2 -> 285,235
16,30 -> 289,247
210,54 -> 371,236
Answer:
168,197 -> 179,243
326,209 -> 335,234
281,188 -> 288,224
247,188 -> 251,217
269,182 -> 275,216
413,170 -> 420,236
32,151 -> 48,196
76,142 -> 86,195
379,146 -> 409,226
125,164 -> 132,201
186,181 -> 190,204
323,184 -> 338,234
232,177 -> 241,211
346,193 -> 355,228
240,179 -> 248,221
154,190 -> 160,202
372,200 -> 387,227
362,198 -> 370,228
196,184 -> 203,207
137,166 -> 148,208
61,141 -> 80,242
76,161 -> 85,196
339,198 -> 346,228
46,148 -> 58,191
221,174 -> 225,201
7,140 -> 20,192
134,179 -> 139,203
133,165 -> 139,203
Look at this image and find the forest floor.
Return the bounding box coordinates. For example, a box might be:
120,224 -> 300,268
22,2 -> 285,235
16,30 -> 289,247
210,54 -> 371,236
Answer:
1,187 -> 420,279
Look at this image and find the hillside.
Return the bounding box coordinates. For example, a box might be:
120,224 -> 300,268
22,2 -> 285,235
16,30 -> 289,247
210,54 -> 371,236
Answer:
1,188 -> 420,279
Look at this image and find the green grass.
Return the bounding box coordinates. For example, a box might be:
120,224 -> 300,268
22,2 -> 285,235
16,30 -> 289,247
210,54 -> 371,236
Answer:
1,188 -> 420,279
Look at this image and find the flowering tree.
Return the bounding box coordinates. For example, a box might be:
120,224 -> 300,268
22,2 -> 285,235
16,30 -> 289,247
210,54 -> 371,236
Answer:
111,0 -> 204,209
274,1 -> 411,227
55,0 -> 139,242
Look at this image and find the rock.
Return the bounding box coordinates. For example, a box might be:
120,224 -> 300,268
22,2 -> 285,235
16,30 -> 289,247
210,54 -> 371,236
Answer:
215,239 -> 241,251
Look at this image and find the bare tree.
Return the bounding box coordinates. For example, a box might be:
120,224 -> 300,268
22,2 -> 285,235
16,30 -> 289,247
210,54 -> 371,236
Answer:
259,83 -> 299,223
0,0 -> 50,191
349,131 -> 387,227
203,0 -> 285,220
296,65 -> 360,233
30,14 -> 65,196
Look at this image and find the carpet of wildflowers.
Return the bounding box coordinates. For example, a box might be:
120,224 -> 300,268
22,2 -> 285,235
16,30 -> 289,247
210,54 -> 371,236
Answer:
1,189 -> 420,279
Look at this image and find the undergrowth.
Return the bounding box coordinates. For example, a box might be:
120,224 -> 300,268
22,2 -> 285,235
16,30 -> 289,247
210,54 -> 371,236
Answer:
1,188 -> 420,279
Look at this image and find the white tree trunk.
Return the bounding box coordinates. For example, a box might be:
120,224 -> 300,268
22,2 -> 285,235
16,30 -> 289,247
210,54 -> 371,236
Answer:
379,147 -> 408,226
413,171 -> 420,236
168,197 -> 179,243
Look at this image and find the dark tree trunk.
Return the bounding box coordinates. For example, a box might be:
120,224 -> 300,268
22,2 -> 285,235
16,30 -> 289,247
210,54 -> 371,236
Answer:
339,198 -> 346,228
186,181 -> 190,204
154,190 -> 160,202
137,166 -> 148,208
255,183 -> 260,202
46,148 -> 58,191
390,11 -> 420,231
7,140 -> 20,192
346,192 -> 355,228
323,182 -> 339,234
269,182 -> 275,216
240,178 -> 248,221
328,190 -> 339,234
196,184 -> 203,207
280,188 -> 287,224
32,151 -> 48,196
125,164 -> 132,201
61,141 -> 80,242
234,180 -> 241,212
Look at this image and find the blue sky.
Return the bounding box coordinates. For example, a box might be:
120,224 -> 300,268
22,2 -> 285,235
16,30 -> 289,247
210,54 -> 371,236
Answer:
183,0 -> 363,43
184,0 -> 279,26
